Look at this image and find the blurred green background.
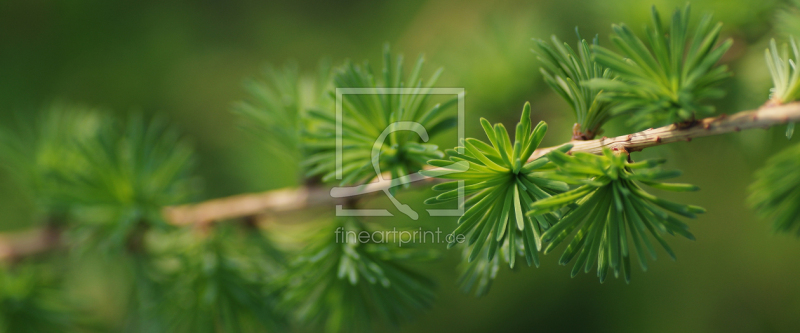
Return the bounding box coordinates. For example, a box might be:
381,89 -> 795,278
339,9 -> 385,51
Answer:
2,0 -> 800,332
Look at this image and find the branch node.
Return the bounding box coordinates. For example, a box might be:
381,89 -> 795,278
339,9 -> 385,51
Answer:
571,123 -> 597,140
675,119 -> 698,129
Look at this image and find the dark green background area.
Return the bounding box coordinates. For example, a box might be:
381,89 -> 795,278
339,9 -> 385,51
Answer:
2,0 -> 800,332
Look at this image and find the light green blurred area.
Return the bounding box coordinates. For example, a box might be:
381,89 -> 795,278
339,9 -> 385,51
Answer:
1,0 -> 800,332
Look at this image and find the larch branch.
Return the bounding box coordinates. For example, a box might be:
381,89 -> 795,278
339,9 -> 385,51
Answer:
2,102 -> 799,260
163,102 -> 800,225
529,102 -> 800,159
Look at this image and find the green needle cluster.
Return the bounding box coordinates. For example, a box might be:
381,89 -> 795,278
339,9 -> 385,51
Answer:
587,4 -> 733,129
456,245 -> 501,297
304,45 -> 457,186
233,60 -> 333,161
54,115 -> 198,250
749,142 -> 800,235
423,103 -> 569,272
534,32 -> 614,139
530,147 -> 703,283
765,36 -> 800,138
0,266 -> 72,333
151,227 -> 286,333
281,218 -> 437,333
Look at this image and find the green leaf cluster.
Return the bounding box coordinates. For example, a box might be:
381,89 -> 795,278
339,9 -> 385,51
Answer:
147,227 -> 286,333
55,115 -> 198,251
229,46 -> 450,328
749,142 -> 800,235
455,245 -> 500,297
0,109 -> 199,251
424,102 -> 705,291
766,36 -> 800,105
534,32 -> 614,139
303,44 -> 457,186
765,36 -> 800,138
0,105 -> 103,215
588,4 -> 733,129
0,108 -> 228,330
0,265 -> 73,333
281,217 -> 437,333
233,60 -> 333,162
422,103 -> 569,290
531,147 -> 703,282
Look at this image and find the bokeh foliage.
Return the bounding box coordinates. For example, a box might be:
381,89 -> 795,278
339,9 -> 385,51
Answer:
1,0 -> 800,332
304,45 -> 456,186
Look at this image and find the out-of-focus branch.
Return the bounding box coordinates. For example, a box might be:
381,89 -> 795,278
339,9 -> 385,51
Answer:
0,226 -> 61,262
3,102 -> 800,260
162,175 -> 441,226
163,186 -> 338,226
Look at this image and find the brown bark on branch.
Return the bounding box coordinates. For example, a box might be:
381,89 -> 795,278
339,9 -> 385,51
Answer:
529,102 -> 800,159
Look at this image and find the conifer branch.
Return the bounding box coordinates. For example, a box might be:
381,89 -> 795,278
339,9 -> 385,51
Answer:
529,101 -> 800,159
164,102 -> 800,225
2,102 -> 799,259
